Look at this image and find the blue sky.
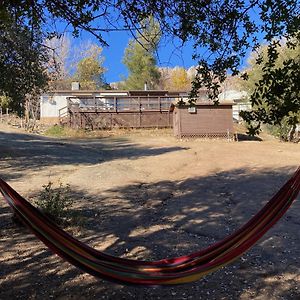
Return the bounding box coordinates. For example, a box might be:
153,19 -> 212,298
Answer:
47,5 -> 265,84
73,30 -> 197,83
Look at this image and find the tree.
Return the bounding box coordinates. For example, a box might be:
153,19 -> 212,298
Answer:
73,44 -> 106,89
0,9 -> 48,115
45,38 -> 108,90
45,34 -> 72,90
240,41 -> 300,95
123,17 -> 161,90
158,67 -> 172,90
164,67 -> 191,91
1,0 -> 299,124
159,66 -> 196,91
239,39 -> 300,141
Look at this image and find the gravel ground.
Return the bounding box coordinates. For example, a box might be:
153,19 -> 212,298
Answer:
0,123 -> 299,300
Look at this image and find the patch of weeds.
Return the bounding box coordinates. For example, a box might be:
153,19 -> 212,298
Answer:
44,125 -> 89,138
44,125 -> 67,137
34,181 -> 80,226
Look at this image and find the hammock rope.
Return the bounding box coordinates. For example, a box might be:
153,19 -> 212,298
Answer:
0,167 -> 299,285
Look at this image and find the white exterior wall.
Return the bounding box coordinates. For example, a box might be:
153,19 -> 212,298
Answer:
218,89 -> 251,122
40,91 -> 130,121
218,90 -> 248,102
233,102 -> 252,122
40,95 -> 68,118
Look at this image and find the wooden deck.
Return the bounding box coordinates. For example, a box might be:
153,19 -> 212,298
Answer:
60,96 -> 177,129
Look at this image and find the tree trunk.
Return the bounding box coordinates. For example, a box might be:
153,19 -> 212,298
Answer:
288,124 -> 296,142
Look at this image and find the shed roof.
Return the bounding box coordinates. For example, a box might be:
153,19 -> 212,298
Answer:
169,100 -> 234,112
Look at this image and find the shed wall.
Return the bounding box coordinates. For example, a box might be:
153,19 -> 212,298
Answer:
174,105 -> 233,138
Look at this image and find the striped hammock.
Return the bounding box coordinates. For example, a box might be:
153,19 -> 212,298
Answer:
0,168 -> 299,286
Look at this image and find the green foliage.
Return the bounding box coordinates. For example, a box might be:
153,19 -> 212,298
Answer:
44,125 -> 90,138
74,45 -> 106,89
44,125 -> 67,137
123,17 -> 161,90
34,181 -> 73,224
1,0 -> 299,122
240,38 -> 300,141
240,41 -> 300,95
0,94 -> 11,109
0,8 -> 49,114
265,115 -> 300,142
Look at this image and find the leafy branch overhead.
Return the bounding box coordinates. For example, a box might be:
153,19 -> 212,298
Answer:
239,38 -> 300,140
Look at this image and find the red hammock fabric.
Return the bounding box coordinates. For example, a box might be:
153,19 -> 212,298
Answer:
0,168 -> 299,285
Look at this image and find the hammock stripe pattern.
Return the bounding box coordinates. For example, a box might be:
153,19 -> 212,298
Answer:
0,168 -> 299,285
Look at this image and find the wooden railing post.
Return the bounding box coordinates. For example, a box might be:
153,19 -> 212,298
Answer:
158,97 -> 161,112
114,97 -> 117,112
138,97 -> 141,112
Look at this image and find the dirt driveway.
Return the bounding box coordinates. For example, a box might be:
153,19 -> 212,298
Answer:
0,123 -> 299,299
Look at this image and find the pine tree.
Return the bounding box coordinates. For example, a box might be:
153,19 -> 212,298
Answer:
123,17 -> 161,90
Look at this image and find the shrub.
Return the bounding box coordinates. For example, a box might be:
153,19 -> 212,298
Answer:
265,115 -> 299,142
34,181 -> 73,224
0,94 -> 12,109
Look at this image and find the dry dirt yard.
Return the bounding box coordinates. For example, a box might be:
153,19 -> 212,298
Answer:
0,123 -> 299,300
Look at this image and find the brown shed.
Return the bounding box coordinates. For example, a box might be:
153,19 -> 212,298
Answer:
172,101 -> 234,139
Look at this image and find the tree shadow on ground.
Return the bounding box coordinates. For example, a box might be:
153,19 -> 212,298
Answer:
236,133 -> 263,142
0,130 -> 188,181
0,166 -> 299,299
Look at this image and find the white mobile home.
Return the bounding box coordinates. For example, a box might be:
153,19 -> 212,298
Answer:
40,90 -> 129,124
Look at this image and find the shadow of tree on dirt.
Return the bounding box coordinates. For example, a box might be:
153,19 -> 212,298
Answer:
236,133 -> 263,142
0,130 -> 188,181
0,166 -> 299,299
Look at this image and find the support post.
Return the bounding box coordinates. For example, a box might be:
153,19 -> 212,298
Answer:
114,97 -> 117,113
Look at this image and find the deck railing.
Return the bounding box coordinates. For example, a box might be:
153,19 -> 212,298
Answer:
67,96 -> 180,113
